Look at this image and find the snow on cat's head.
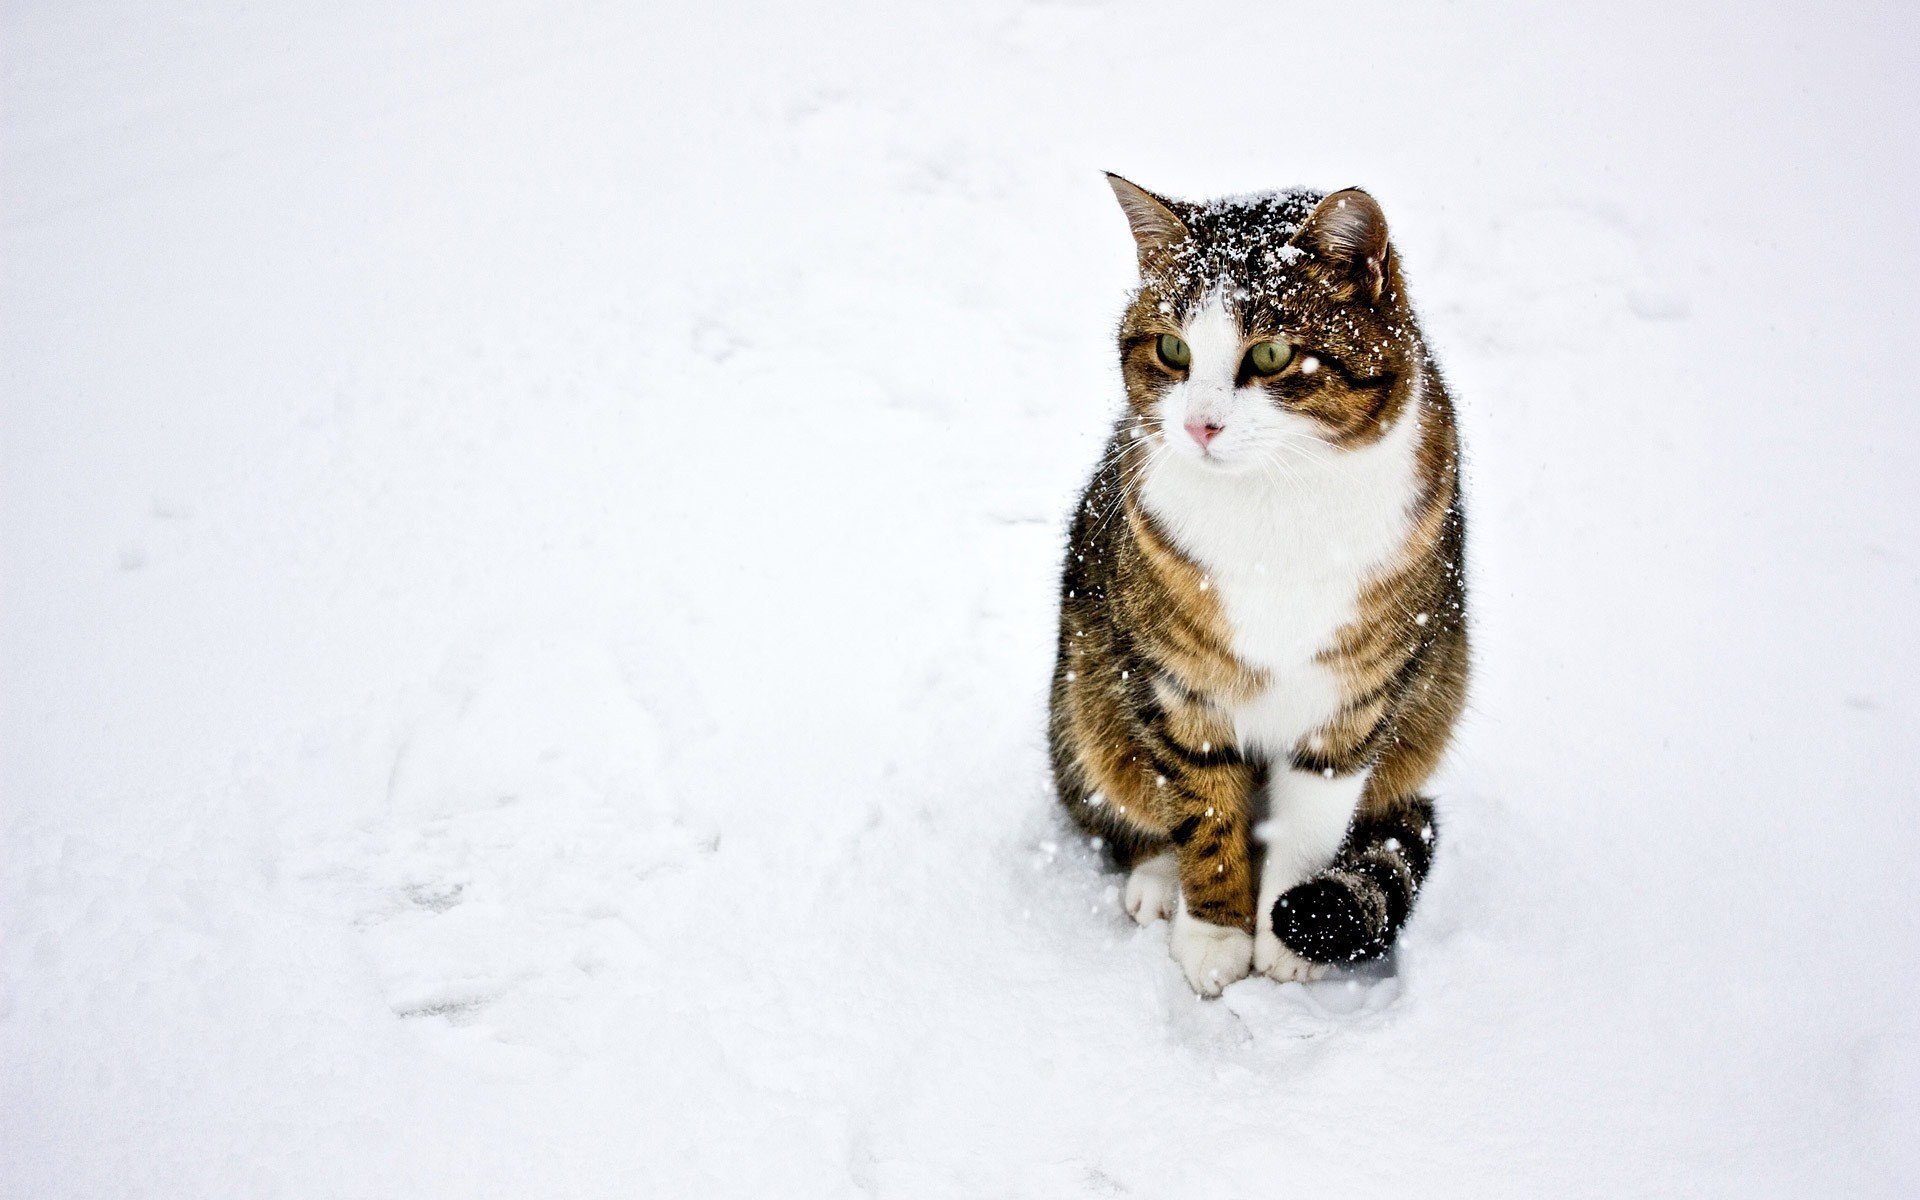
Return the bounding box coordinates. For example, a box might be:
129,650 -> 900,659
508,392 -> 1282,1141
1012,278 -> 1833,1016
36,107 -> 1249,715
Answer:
1106,174 -> 1428,470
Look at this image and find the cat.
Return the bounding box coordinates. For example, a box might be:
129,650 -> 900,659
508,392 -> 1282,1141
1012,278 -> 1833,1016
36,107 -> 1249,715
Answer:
1048,175 -> 1468,995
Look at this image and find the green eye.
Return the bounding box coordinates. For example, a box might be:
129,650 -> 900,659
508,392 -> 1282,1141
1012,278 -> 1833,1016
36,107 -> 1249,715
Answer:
1247,341 -> 1294,376
1155,334 -> 1192,370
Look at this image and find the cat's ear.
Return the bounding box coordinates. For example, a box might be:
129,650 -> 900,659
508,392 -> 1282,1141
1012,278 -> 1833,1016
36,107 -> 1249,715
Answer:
1290,188 -> 1391,303
1106,173 -> 1188,265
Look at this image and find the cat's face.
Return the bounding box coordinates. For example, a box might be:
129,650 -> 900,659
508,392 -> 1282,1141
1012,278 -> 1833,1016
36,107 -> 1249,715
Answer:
1109,177 -> 1422,472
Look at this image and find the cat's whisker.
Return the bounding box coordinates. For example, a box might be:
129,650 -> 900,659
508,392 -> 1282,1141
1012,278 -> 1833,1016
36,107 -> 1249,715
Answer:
1084,434 -> 1163,544
1113,440 -> 1171,526
1262,431 -> 1361,487
1255,447 -> 1309,489
1254,436 -> 1318,480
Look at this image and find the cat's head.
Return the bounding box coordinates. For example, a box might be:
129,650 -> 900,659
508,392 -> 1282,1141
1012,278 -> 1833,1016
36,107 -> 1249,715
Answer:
1107,174 -> 1424,470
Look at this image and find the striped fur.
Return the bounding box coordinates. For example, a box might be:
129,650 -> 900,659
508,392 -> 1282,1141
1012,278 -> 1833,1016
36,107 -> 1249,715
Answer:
1050,177 -> 1468,988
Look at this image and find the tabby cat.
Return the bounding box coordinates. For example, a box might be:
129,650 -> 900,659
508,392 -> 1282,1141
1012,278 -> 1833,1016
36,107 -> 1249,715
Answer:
1048,176 -> 1468,995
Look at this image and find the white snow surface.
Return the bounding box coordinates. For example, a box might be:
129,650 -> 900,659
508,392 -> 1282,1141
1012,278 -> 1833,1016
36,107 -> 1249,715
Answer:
5,2 -> 1918,1196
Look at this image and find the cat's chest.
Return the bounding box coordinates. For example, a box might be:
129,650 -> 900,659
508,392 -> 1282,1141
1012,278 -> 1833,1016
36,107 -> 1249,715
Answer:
1204,537 -> 1374,752
1140,438 -> 1418,753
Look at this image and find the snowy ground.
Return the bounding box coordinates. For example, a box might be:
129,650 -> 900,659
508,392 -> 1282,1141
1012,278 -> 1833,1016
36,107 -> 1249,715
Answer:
5,2 -> 1918,1196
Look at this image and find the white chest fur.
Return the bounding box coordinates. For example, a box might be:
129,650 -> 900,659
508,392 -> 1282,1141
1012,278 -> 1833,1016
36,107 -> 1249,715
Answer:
1138,401 -> 1423,756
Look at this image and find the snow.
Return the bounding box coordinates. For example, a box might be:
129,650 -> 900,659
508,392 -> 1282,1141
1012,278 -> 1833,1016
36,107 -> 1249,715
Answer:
4,1 -> 1918,1196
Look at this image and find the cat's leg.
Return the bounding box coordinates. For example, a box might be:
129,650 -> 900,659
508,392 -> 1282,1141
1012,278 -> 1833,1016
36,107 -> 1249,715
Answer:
1160,758 -> 1262,996
1254,767 -> 1367,982
1073,754 -> 1259,993
1263,624 -> 1464,968
1050,656 -> 1258,993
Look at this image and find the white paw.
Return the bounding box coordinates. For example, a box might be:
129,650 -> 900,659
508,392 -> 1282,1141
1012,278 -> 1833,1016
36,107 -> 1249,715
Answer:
1254,928 -> 1328,983
1123,852 -> 1178,926
1170,903 -> 1253,997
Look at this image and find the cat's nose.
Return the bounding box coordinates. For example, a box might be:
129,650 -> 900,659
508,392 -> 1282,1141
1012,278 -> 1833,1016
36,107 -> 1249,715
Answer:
1184,420 -> 1224,449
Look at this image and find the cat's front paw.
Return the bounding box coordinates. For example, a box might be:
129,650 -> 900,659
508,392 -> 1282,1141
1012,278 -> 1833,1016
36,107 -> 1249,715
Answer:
1123,851 -> 1178,925
1170,906 -> 1253,997
1254,927 -> 1329,983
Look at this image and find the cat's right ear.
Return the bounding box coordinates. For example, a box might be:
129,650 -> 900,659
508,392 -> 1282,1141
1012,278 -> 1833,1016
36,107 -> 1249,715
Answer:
1289,188 -> 1391,303
1106,173 -> 1188,267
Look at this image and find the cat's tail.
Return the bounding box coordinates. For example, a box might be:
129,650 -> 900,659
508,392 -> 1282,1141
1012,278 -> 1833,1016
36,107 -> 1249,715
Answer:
1273,797 -> 1437,964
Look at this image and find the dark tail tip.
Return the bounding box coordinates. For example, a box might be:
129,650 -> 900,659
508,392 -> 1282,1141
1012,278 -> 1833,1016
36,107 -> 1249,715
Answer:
1273,798 -> 1437,965
1275,877 -> 1377,962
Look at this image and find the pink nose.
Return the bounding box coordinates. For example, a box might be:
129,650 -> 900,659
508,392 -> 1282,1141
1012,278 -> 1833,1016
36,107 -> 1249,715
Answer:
1185,420 -> 1224,449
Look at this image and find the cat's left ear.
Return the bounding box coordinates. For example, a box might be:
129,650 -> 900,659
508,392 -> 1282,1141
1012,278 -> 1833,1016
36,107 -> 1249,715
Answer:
1290,188 -> 1391,303
1106,173 -> 1188,267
